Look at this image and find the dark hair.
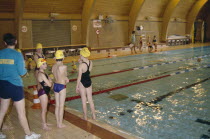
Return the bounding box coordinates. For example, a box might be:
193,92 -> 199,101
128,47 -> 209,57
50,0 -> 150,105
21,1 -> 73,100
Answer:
132,31 -> 135,34
56,59 -> 63,62
3,33 -> 16,46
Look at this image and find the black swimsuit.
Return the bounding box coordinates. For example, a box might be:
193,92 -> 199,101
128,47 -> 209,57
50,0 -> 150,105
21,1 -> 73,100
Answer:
39,73 -> 51,95
81,61 -> 92,88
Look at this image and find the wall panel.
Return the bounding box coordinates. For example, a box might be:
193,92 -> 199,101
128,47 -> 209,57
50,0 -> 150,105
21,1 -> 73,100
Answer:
168,22 -> 186,36
0,20 -> 15,48
70,20 -> 82,44
32,20 -> 70,47
88,21 -> 128,48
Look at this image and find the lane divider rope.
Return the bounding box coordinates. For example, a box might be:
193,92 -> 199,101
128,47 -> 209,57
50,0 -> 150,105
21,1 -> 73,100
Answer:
49,64 -> 210,104
28,54 -> 210,89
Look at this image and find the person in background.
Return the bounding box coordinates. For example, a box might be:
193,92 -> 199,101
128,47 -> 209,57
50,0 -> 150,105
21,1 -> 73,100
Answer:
37,58 -> 52,130
71,59 -> 77,73
27,58 -> 33,71
147,35 -> 151,44
153,35 -> 157,52
34,43 -> 45,90
0,33 -> 41,139
76,47 -> 96,120
139,36 -> 143,52
52,50 -> 69,128
130,31 -> 137,54
148,42 -> 153,53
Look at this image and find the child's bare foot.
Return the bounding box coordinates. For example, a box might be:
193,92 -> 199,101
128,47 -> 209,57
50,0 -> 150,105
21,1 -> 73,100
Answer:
46,123 -> 53,126
57,124 -> 66,128
42,124 -> 51,131
83,115 -> 87,120
92,114 -> 96,120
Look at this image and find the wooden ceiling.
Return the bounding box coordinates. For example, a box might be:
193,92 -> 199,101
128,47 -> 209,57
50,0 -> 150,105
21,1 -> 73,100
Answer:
0,0 -> 15,12
0,0 -> 208,19
24,0 -> 85,14
138,0 -> 169,19
93,0 -> 134,16
172,0 -> 196,19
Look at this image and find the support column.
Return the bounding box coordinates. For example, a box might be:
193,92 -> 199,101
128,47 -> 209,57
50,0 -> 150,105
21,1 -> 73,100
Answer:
160,0 -> 180,42
14,0 -> 24,48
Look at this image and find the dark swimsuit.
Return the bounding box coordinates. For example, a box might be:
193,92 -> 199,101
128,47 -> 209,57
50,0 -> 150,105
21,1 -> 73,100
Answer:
35,53 -> 45,71
38,72 -> 51,97
81,61 -> 92,88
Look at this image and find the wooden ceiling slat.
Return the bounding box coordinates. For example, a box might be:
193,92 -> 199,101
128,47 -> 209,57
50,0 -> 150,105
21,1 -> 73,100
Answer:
94,0 -> 134,16
172,0 -> 196,19
0,0 -> 15,12
24,0 -> 85,14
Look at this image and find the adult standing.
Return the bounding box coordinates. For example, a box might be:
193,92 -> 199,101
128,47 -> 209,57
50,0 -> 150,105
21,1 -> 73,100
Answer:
130,31 -> 137,54
34,43 -> 45,89
0,33 -> 41,139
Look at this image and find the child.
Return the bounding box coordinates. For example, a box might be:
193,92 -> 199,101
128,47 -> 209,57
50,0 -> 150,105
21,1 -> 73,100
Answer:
148,42 -> 153,53
52,50 -> 69,128
37,58 -> 52,130
139,36 -> 143,52
27,58 -> 33,71
153,35 -> 157,52
71,59 -> 77,73
76,47 -> 96,120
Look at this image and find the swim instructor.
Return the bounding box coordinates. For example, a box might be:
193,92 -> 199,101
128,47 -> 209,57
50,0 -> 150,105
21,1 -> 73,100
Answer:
0,33 -> 41,139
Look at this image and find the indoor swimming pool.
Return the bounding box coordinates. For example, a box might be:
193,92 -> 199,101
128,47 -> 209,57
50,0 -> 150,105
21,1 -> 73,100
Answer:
23,46 -> 210,139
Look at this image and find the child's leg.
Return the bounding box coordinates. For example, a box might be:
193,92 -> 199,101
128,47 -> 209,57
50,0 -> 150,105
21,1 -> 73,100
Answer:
79,83 -> 88,120
54,92 -> 60,127
58,89 -> 66,128
39,94 -> 51,130
86,86 -> 96,120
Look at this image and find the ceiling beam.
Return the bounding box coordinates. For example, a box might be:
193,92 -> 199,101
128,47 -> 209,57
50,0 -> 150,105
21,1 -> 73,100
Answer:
0,13 -> 14,19
14,0 -> 24,49
186,0 -> 208,35
128,0 -> 145,35
23,13 -> 81,20
81,0 -> 96,44
160,0 -> 181,42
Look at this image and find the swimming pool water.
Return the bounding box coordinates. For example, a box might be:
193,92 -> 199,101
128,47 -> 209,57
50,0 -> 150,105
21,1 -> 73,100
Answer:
23,46 -> 210,138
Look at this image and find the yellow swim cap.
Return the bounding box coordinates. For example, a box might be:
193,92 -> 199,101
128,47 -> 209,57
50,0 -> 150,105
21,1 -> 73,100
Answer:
55,50 -> 64,59
80,47 -> 90,57
16,49 -> 21,52
36,43 -> 43,49
49,74 -> 54,79
28,58 -> 33,62
37,58 -> 46,68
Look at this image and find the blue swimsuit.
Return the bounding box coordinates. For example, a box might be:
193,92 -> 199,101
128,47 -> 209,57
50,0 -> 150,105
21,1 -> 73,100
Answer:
53,83 -> 66,93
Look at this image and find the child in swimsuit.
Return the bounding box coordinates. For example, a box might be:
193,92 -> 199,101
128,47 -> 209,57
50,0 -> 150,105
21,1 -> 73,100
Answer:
27,58 -> 33,71
37,58 -> 52,130
153,35 -> 157,51
71,60 -> 77,73
52,50 -> 69,128
76,47 -> 96,120
148,42 -> 153,53
139,36 -> 143,52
